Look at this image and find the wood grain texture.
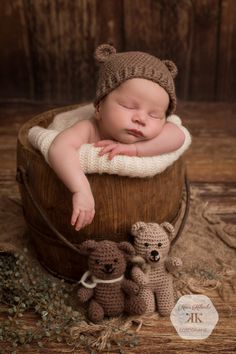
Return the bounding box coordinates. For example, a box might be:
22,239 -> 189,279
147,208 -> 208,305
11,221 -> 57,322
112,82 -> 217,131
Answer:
95,0 -> 124,49
1,287 -> 235,354
123,0 -> 194,100
177,101 -> 236,182
217,0 -> 236,100
22,0 -> 98,102
188,0 -> 220,100
0,0 -> 236,102
0,293 -> 235,354
0,1 -> 32,98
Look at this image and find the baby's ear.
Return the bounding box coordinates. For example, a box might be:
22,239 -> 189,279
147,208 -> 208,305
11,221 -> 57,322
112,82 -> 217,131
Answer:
160,222 -> 175,241
94,103 -> 101,120
162,60 -> 178,79
118,242 -> 135,258
77,240 -> 98,255
94,43 -> 116,63
131,221 -> 146,237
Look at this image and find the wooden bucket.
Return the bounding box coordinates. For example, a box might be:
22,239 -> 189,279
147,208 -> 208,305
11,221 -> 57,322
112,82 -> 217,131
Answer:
17,105 -> 188,281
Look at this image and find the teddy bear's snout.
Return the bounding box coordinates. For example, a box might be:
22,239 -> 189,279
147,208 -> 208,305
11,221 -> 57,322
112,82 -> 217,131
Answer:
103,263 -> 115,273
150,250 -> 160,262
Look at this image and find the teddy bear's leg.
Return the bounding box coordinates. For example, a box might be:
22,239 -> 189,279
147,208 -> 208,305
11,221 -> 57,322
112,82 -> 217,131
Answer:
154,280 -> 175,316
143,289 -> 156,314
125,291 -> 148,315
88,299 -> 104,323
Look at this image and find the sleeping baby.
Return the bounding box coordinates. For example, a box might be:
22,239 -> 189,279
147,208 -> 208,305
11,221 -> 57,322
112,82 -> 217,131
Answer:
47,44 -> 185,232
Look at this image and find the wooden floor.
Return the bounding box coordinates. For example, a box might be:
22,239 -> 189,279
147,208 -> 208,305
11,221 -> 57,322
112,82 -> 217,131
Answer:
0,101 -> 236,353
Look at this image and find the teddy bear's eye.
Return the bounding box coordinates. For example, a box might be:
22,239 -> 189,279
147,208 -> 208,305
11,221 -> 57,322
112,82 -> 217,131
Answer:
157,242 -> 162,247
144,242 -> 149,247
114,258 -> 118,263
95,259 -> 101,265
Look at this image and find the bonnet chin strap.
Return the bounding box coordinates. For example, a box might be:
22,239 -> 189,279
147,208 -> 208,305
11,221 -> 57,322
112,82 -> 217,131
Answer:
79,270 -> 124,289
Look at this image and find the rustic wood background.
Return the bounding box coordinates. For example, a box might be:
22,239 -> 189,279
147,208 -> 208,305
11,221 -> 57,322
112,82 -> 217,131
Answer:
0,0 -> 236,104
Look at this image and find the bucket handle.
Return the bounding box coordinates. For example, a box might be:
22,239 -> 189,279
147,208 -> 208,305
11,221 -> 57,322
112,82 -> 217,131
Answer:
172,170 -> 190,246
16,165 -> 190,251
16,166 -> 81,254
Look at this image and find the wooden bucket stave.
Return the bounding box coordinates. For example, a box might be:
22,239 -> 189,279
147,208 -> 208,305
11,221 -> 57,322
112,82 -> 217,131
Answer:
17,105 -> 186,281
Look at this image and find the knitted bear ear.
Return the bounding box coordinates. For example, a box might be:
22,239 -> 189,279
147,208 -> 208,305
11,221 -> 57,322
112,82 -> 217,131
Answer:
94,43 -> 117,63
77,240 -> 98,255
118,242 -> 135,257
162,60 -> 178,79
131,221 -> 146,236
160,222 -> 175,241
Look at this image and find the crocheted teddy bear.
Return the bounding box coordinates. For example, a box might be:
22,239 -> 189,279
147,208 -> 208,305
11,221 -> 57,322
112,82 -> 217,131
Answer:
128,221 -> 182,316
77,240 -> 146,323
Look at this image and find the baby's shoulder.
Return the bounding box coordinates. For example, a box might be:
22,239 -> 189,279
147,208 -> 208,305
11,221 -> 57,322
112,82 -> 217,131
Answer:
71,117 -> 99,143
70,117 -> 93,132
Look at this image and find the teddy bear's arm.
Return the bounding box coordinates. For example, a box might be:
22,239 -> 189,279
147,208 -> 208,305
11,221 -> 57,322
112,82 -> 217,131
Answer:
121,279 -> 140,295
77,286 -> 94,303
131,265 -> 149,285
165,256 -> 183,273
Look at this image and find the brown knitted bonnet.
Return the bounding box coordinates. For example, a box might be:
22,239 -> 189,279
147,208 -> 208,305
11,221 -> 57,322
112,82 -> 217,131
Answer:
94,44 -> 178,115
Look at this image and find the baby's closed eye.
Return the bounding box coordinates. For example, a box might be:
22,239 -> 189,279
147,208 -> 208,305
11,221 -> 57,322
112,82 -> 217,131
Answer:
148,112 -> 164,119
119,102 -> 136,110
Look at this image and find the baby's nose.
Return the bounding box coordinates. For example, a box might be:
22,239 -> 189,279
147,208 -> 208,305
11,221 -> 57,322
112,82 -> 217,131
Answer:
132,112 -> 146,125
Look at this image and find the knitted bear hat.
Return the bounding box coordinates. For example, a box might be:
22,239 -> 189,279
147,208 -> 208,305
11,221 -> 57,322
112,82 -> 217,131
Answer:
94,43 -> 178,115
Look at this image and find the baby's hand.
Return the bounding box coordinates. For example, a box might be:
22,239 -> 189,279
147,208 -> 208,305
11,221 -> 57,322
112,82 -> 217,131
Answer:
94,140 -> 137,160
71,189 -> 95,231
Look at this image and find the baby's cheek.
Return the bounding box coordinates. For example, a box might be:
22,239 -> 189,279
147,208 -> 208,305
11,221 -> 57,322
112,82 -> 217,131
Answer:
157,120 -> 166,132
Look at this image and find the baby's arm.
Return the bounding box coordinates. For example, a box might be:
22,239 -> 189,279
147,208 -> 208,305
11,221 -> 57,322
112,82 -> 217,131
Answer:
48,120 -> 95,231
135,122 -> 185,157
95,122 -> 185,159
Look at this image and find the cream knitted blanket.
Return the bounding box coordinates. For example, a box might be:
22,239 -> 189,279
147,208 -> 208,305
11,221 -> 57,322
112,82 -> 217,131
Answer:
28,103 -> 191,178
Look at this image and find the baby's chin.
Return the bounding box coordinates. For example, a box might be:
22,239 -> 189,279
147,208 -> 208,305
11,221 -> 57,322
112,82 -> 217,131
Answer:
114,133 -> 144,144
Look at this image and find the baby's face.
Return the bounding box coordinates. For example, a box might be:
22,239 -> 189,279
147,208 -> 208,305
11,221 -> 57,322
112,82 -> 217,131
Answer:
95,78 -> 169,144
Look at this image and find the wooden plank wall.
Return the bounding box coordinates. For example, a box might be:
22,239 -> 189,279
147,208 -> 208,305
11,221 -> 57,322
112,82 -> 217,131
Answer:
0,0 -> 235,103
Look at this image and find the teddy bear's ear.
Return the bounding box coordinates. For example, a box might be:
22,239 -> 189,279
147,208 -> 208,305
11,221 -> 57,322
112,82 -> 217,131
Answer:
77,240 -> 98,255
118,242 -> 135,258
94,43 -> 116,63
160,222 -> 175,241
131,221 -> 146,237
162,60 -> 178,79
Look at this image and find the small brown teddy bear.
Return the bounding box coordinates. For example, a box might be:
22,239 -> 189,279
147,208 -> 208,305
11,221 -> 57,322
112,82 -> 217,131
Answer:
77,240 -> 146,323
129,221 -> 182,316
